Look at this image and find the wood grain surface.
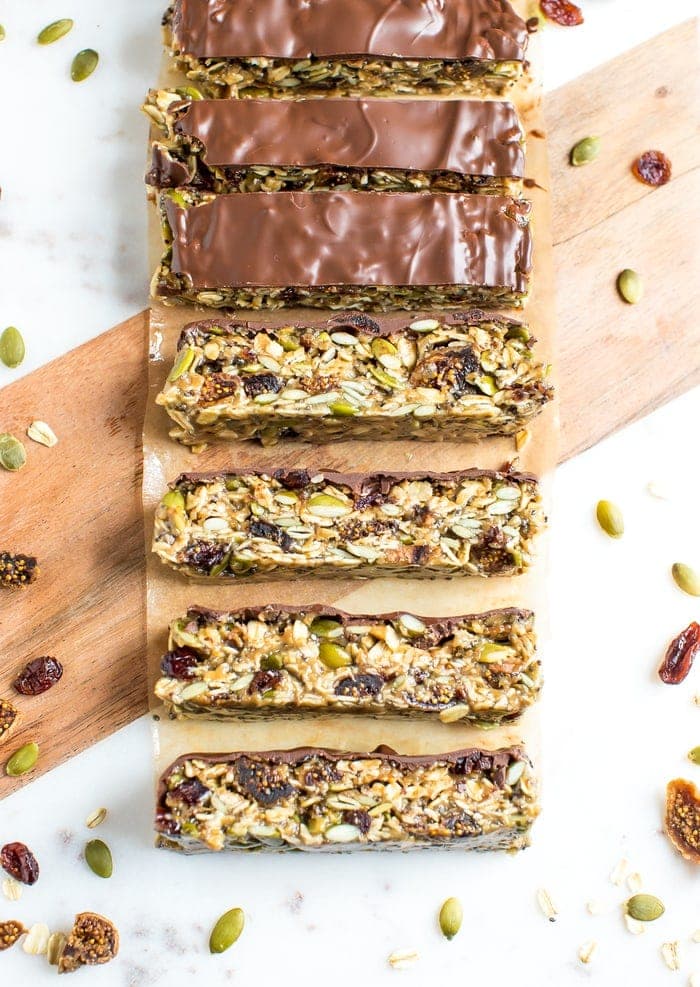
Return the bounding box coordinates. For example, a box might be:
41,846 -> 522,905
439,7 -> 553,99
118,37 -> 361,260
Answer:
1,20 -> 698,797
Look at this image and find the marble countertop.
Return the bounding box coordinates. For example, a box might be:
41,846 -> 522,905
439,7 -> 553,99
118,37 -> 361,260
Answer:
1,2 -> 699,985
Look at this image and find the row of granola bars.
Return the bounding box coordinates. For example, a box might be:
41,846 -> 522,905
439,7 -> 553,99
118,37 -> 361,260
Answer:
146,0 -> 547,853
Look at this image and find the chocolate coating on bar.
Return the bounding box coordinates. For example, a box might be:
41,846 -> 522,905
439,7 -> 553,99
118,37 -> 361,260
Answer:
185,603 -> 533,628
164,191 -> 532,290
171,98 -> 524,176
173,466 -> 538,490
171,0 -> 529,61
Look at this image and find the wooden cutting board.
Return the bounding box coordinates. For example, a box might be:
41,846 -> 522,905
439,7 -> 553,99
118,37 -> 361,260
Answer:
1,20 -> 698,798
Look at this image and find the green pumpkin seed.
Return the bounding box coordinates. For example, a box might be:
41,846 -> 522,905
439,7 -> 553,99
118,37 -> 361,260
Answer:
85,839 -> 113,879
38,18 -> 74,45
439,897 -> 463,940
71,49 -> 99,82
306,493 -> 351,517
329,401 -> 358,417
0,327 -> 25,368
570,136 -> 601,167
168,346 -> 196,381
260,653 -> 284,671
687,746 -> 700,765
6,742 -> 39,777
209,908 -> 245,954
175,86 -> 203,100
309,618 -> 343,639
625,894 -> 665,922
318,641 -> 351,669
0,25 -> 5,42
596,499 -> 624,538
0,436 -> 27,472
162,490 -> 185,511
672,562 -> 700,597
617,269 -> 643,304
478,642 -> 517,663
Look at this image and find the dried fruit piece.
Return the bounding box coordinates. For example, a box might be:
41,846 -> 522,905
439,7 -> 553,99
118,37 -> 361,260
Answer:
0,435 -> 27,472
672,563 -> 700,597
85,839 -> 113,879
633,150 -> 672,187
27,421 -> 58,448
0,327 -> 25,368
23,923 -> 50,955
209,908 -> 245,954
71,49 -> 99,83
0,698 -> 19,740
0,842 -> 40,884
5,741 -> 39,777
0,552 -> 39,588
14,656 -> 63,695
0,920 -> 25,951
539,0 -> 583,26
617,269 -> 643,304
438,897 -> 463,940
58,912 -> 119,973
665,778 -> 700,864
570,137 -> 600,167
596,499 -> 624,538
625,894 -> 665,922
37,18 -> 74,44
658,622 -> 700,684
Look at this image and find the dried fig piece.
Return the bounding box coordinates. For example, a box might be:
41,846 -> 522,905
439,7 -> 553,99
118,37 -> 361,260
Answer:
665,778 -> 700,864
182,540 -> 227,573
334,673 -> 384,698
233,757 -> 294,806
658,622 -> 700,684
14,656 -> 63,696
241,373 -> 283,398
0,842 -> 39,885
0,919 -> 25,951
0,552 -> 39,588
58,912 -> 119,974
0,698 -> 19,740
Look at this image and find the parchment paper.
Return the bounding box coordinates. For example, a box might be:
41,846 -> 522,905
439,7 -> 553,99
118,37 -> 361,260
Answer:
143,4 -> 558,810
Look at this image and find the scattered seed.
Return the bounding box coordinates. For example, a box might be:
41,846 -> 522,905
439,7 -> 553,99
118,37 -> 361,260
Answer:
2,877 -> 22,901
624,914 -> 645,935
27,421 -> 58,447
37,18 -> 74,45
0,25 -> 5,42
536,888 -> 558,922
610,858 -> 630,886
438,897 -> 463,940
672,564 -> 700,597
71,49 -> 99,82
626,894 -> 665,922
6,741 -> 39,776
388,949 -> 419,970
23,923 -> 50,956
617,269 -> 643,304
86,807 -> 108,829
688,747 -> 700,765
0,435 -> 26,472
570,136 -> 600,166
209,908 -> 245,954
47,931 -> 67,966
0,327 -> 25,368
596,499 -> 624,538
168,346 -> 196,381
438,704 -> 471,723
515,427 -> 531,452
85,839 -> 113,879
578,941 -> 597,964
661,941 -> 681,972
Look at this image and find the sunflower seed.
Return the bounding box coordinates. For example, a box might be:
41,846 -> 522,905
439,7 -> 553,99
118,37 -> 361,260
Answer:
27,421 -> 58,448
0,327 -> 25,368
37,18 -> 74,44
71,49 -> 99,82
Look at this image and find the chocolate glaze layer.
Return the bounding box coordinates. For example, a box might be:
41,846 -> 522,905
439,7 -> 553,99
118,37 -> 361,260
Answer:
184,603 -> 533,628
171,0 -> 529,61
163,191 -> 532,290
170,98 -> 524,175
173,467 -> 538,490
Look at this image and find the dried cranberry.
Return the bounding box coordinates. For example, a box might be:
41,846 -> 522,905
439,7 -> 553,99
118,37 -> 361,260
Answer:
171,777 -> 209,805
411,346 -> 479,397
0,842 -> 39,885
248,669 -> 283,694
343,809 -> 371,834
183,540 -> 227,573
242,373 -> 283,398
539,0 -> 583,25
273,469 -> 311,490
155,810 -> 180,836
659,622 -> 700,684
632,150 -> 672,187
249,519 -> 293,552
160,647 -> 200,679
13,657 -> 63,696
334,673 -> 384,698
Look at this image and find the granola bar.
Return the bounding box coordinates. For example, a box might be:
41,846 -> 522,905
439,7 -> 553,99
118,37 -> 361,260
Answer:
164,0 -> 531,99
0,552 -> 39,588
144,91 -> 524,196
157,312 -> 552,446
152,468 -> 545,581
155,605 -> 540,722
153,190 -> 532,311
156,745 -> 538,852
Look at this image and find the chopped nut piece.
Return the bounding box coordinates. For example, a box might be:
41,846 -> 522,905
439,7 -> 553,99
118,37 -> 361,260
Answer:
0,698 -> 19,740
27,421 -> 58,448
536,888 -> 558,922
58,912 -> 119,974
665,779 -> 700,864
388,949 -> 419,970
578,941 -> 597,965
0,919 -> 25,951
23,923 -> 50,955
2,877 -> 22,901
661,941 -> 681,972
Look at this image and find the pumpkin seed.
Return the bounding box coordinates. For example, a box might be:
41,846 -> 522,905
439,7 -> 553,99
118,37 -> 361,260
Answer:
438,703 -> 471,724
672,562 -> 700,596
625,893 -> 665,922
0,327 -> 25,368
596,499 -> 624,538
209,907 -> 245,954
397,613 -> 425,636
162,490 -> 185,511
318,641 -> 351,669
71,49 -> 99,82
329,401 -> 358,417
309,618 -> 343,638
570,136 -> 601,166
27,421 -> 58,447
5,742 -> 38,776
86,807 -> 108,829
168,346 -> 196,381
0,25 -> 5,42
438,897 -> 463,940
175,86 -> 203,100
260,653 -> 284,671
306,493 -> 351,517
85,839 -> 113,879
37,19 -> 74,45
0,435 -> 26,472
688,746 -> 700,765
617,268 -> 643,304
47,931 -> 67,966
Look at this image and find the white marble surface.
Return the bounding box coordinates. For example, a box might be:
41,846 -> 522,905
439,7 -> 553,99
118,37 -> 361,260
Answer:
1,2 -> 699,985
